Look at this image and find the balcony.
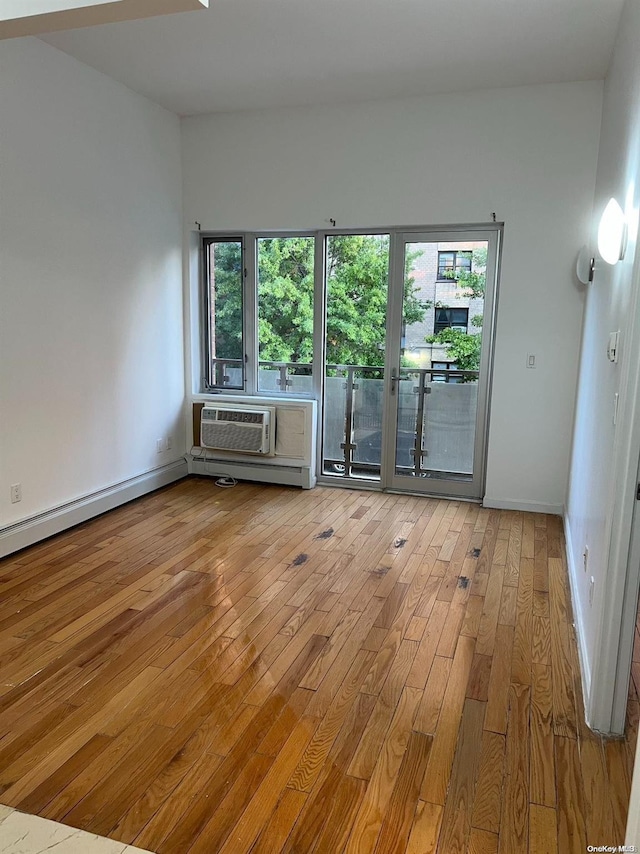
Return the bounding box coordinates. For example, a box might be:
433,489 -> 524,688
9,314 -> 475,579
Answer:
209,359 -> 478,480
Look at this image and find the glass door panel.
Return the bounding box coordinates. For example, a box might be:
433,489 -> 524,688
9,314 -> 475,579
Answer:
386,231 -> 498,498
321,234 -> 390,480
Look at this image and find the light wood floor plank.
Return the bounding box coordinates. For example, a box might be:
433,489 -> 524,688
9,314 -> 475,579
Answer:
498,683 -> 530,854
471,730 -> 505,834
436,698 -> 485,853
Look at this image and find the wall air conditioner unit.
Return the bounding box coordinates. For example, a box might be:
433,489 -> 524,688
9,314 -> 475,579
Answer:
200,406 -> 275,455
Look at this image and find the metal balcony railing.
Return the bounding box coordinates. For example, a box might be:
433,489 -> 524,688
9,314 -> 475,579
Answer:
322,365 -> 478,479
209,358 -> 244,389
208,359 -> 478,480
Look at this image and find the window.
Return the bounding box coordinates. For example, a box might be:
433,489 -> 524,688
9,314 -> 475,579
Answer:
200,231 -> 491,399
431,360 -> 460,383
434,307 -> 469,334
257,236 -> 315,394
203,237 -> 244,389
437,250 -> 472,280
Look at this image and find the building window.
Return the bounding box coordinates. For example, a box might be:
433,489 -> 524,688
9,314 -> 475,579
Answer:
434,307 -> 469,334
431,360 -> 460,383
437,250 -> 472,280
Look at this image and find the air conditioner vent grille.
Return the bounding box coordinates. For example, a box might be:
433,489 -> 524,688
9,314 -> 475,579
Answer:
201,421 -> 265,453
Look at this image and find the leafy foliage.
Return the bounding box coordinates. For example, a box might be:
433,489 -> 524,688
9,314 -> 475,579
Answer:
257,237 -> 314,362
426,324 -> 483,371
446,247 -> 487,298
209,240 -> 244,360
324,235 -> 387,367
325,235 -> 423,366
210,235 -> 425,368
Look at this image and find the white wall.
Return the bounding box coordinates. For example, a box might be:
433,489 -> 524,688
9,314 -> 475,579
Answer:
0,37 -> 185,532
182,81 -> 602,513
566,0 -> 640,733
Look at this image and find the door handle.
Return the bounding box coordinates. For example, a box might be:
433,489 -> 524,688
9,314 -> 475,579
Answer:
390,369 -> 399,396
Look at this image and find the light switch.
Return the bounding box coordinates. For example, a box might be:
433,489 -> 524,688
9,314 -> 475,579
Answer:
607,331 -> 620,363
526,354 -> 536,369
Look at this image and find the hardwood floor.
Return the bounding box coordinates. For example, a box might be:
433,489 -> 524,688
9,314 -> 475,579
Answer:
0,478 -> 633,853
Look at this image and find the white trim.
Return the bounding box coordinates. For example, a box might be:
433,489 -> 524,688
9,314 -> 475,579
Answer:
588,224 -> 640,736
482,497 -> 563,515
0,460 -> 188,559
563,510 -> 593,719
607,470 -> 640,735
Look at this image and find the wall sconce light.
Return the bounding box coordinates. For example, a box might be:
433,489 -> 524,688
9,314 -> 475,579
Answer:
598,198 -> 628,265
576,245 -> 595,284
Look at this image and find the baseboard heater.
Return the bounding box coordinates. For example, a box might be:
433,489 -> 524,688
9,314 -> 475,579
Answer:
0,460 -> 188,559
188,396 -> 317,489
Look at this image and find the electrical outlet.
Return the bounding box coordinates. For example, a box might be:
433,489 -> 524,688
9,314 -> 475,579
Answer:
583,546 -> 589,572
156,439 -> 163,454
10,483 -> 21,504
166,436 -> 172,451
589,576 -> 595,607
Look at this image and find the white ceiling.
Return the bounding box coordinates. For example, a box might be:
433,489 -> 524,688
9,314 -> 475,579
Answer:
40,0 -> 625,116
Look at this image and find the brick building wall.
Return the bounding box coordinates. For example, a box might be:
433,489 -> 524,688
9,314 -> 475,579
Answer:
403,241 -> 486,368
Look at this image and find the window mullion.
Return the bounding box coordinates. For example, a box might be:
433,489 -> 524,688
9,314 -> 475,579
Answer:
244,233 -> 258,395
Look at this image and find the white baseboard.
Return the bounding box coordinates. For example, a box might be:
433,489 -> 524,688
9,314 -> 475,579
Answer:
0,460 -> 188,559
482,497 -> 564,515
563,511 -> 592,718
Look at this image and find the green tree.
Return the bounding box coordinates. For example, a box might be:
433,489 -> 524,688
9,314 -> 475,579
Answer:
426,321 -> 483,371
257,237 -> 314,362
210,240 -> 244,360
426,247 -> 486,373
325,235 -> 423,366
